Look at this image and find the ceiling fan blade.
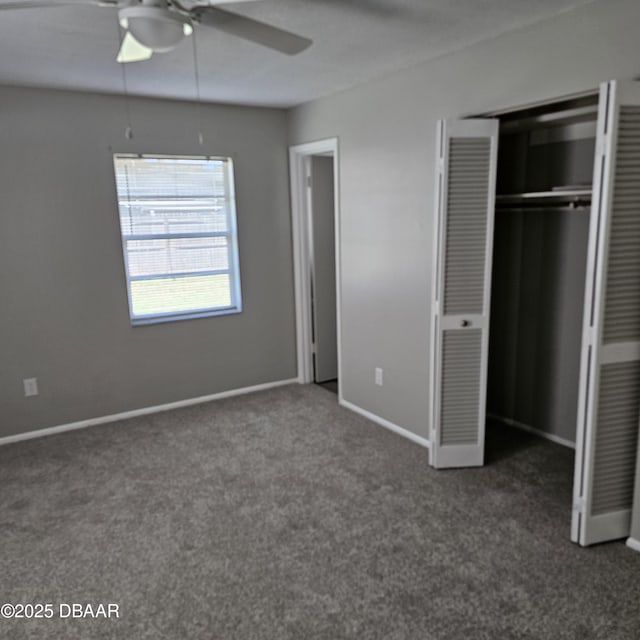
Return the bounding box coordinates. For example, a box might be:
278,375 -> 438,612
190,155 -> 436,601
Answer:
117,31 -> 153,63
194,6 -> 311,55
170,0 -> 262,12
0,0 -> 115,9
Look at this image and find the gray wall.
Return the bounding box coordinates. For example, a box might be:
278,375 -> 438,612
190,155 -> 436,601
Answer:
287,0 -> 640,440
488,210 -> 590,443
0,86 -> 296,438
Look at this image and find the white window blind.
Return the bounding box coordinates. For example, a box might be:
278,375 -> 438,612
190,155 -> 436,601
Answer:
113,154 -> 242,325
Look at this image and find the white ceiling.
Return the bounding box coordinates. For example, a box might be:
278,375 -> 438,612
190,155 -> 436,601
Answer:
0,0 -> 596,108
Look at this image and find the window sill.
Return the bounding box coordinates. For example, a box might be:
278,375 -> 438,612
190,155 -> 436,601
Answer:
131,306 -> 242,326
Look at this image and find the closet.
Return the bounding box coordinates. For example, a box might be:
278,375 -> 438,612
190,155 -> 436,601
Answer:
488,94 -> 597,448
429,80 -> 640,547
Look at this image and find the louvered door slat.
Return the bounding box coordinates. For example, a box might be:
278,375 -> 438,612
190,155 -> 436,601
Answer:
441,330 -> 482,445
443,139 -> 490,316
592,362 -> 640,515
603,107 -> 640,343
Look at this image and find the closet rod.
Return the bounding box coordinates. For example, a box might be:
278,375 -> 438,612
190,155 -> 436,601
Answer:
496,203 -> 591,213
495,190 -> 591,212
496,189 -> 592,201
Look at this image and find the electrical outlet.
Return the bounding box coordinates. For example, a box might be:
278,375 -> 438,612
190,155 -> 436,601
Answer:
375,367 -> 383,386
23,378 -> 38,397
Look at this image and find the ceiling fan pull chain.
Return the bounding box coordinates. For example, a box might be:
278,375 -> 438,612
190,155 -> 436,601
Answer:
116,17 -> 134,140
192,28 -> 204,146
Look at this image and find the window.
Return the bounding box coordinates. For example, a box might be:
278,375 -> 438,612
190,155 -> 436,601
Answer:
113,154 -> 242,325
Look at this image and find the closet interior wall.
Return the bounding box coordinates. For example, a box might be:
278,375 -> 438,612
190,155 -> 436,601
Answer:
487,96 -> 599,445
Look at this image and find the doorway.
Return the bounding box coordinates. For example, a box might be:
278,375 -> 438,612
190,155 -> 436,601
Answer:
487,94 -> 597,449
309,154 -> 338,391
485,96 -> 597,535
289,139 -> 341,399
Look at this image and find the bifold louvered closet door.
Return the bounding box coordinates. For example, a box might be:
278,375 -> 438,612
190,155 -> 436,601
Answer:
572,81 -> 640,546
430,119 -> 499,468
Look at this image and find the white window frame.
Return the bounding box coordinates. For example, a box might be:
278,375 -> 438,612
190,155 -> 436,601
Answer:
113,153 -> 242,326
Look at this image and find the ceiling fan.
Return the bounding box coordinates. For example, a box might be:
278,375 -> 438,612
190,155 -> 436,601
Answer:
0,0 -> 312,63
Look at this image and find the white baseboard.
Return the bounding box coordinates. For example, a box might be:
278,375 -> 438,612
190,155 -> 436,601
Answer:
340,399 -> 430,449
488,413 -> 575,449
626,537 -> 640,553
0,378 -> 299,447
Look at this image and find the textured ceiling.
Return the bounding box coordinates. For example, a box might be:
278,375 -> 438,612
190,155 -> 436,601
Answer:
0,0 -> 596,107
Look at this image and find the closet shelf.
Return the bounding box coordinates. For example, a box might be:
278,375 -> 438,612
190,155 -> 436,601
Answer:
496,189 -> 592,209
498,104 -> 599,133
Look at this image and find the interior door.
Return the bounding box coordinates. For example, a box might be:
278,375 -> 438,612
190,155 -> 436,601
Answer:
310,155 -> 338,383
429,118 -> 499,468
572,80 -> 640,546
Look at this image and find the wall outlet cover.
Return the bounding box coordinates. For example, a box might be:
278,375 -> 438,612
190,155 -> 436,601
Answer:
23,378 -> 38,397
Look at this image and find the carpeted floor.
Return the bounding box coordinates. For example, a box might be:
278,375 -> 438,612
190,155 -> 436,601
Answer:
1,384 -> 639,639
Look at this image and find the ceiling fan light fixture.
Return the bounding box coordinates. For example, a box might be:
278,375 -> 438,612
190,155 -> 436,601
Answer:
118,6 -> 192,53
117,31 -> 153,63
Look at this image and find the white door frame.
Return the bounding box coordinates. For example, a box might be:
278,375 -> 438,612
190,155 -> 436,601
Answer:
289,138 -> 342,400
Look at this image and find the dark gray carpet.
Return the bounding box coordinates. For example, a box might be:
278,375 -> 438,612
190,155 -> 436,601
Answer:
1,384 -> 639,639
